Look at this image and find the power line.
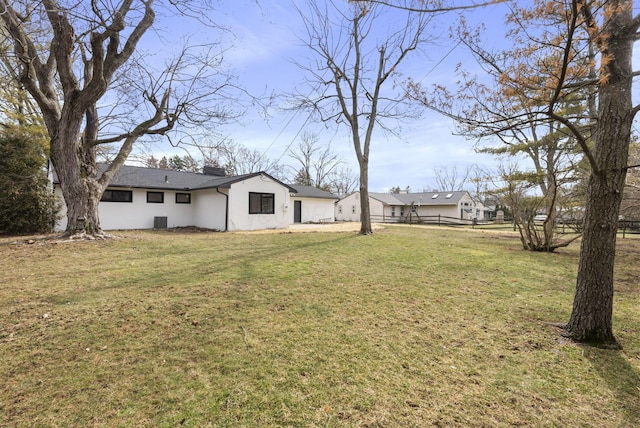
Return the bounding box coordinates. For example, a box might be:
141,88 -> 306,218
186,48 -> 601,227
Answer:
261,81 -> 323,163
266,7 -> 490,164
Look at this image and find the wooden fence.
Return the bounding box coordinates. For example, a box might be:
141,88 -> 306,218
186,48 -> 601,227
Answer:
370,215 -> 640,238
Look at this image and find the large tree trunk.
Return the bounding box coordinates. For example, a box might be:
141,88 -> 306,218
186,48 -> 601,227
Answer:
566,173 -> 624,348
0,0 -> 160,239
565,2 -> 633,348
358,160 -> 372,234
50,133 -> 104,237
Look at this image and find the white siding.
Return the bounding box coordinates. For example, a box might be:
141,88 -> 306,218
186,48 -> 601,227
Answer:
335,192 -> 361,222
53,188 -> 66,232
226,175 -> 291,231
54,173 -> 296,232
335,192 -> 386,222
333,191 -> 478,225
458,193 -> 475,220
54,186 -> 226,231
414,205 -> 459,219
369,198 -> 385,220
100,189 -> 194,230
192,190 -> 227,231
291,197 -> 335,223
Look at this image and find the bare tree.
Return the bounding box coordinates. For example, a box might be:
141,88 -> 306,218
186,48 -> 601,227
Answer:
0,0 -> 239,237
433,164 -> 472,192
327,166 -> 359,197
220,142 -> 285,179
293,0 -> 433,234
287,132 -> 343,189
410,8 -> 591,251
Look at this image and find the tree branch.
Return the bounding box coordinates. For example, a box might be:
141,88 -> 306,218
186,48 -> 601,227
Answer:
350,0 -> 507,14
98,88 -> 172,188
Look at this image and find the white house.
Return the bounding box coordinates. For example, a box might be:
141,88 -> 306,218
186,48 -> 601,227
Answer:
335,191 -> 479,224
53,164 -> 337,232
290,185 -> 339,224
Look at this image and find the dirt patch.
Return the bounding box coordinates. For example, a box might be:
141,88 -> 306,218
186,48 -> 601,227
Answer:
164,226 -> 221,233
233,222 -> 386,234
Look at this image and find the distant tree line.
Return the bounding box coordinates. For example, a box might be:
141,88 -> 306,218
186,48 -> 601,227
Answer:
135,133 -> 359,197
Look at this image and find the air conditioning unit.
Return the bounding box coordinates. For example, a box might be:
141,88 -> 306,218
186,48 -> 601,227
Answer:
154,216 -> 168,229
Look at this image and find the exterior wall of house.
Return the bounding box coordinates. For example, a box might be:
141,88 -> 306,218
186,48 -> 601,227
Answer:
53,186 -> 215,231
369,198 -> 385,221
382,204 -> 405,222
335,192 -> 388,222
54,172 -> 301,232
100,188 -> 197,230
226,174 -> 292,231
54,187 -> 65,231
472,200 -> 489,220
335,192 -> 361,222
291,197 -> 336,223
415,205 -> 459,219
53,188 -> 66,231
192,190 -> 227,231
334,191 -> 479,225
457,193 -> 476,220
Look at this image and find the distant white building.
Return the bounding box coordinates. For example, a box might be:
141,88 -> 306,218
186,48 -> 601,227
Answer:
335,191 -> 482,224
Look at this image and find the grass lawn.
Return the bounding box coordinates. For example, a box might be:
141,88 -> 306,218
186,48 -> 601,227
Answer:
1,226 -> 638,427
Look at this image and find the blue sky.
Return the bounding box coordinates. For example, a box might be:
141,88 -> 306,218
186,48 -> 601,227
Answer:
143,0 -> 515,192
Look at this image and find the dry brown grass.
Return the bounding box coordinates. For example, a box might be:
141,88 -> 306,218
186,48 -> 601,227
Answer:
1,226 -> 638,427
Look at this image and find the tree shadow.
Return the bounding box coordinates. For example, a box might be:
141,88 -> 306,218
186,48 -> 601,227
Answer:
583,347 -> 640,426
40,231 -> 360,304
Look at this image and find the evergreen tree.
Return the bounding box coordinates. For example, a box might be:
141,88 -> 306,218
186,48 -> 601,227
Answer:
0,129 -> 59,234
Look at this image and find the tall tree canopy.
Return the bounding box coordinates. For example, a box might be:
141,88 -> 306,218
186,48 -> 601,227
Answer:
413,0 -> 639,348
294,0 -> 509,234
288,132 -> 343,190
0,25 -> 58,234
294,0 -> 432,234
0,130 -> 58,235
0,0 -> 238,237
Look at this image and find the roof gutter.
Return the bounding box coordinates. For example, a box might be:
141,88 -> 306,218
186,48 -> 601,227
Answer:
216,188 -> 229,232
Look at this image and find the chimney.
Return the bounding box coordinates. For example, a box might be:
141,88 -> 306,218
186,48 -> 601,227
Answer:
203,165 -> 226,177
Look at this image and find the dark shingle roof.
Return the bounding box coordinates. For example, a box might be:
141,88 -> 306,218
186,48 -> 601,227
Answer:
53,164 -> 296,192
366,191 -> 469,206
290,185 -> 338,200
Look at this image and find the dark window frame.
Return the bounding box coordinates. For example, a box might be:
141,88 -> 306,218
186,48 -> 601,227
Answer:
249,192 -> 275,214
101,189 -> 133,203
175,192 -> 191,204
147,191 -> 165,203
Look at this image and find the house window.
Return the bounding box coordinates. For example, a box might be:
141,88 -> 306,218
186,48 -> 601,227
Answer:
391,206 -> 396,217
101,189 -> 132,203
249,192 -> 274,214
176,193 -> 191,204
147,191 -> 164,203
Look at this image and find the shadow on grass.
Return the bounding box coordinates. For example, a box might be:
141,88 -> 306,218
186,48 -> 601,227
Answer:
42,232 -> 360,305
584,348 -> 640,426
